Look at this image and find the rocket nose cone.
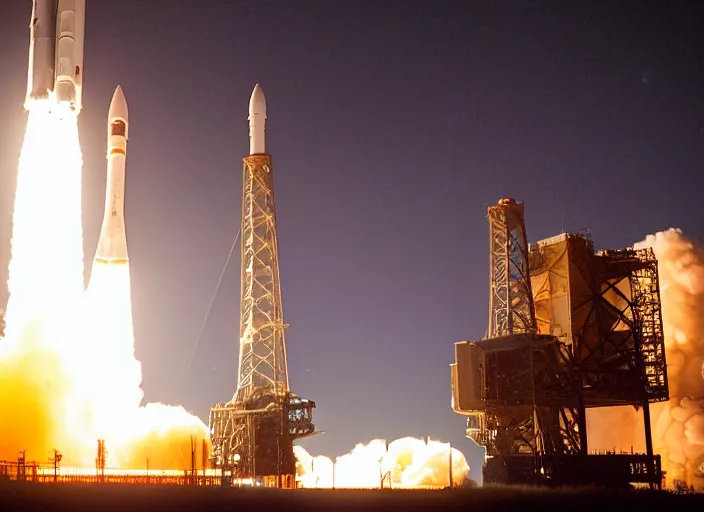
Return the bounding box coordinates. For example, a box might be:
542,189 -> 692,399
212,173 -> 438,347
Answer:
109,85 -> 129,124
249,83 -> 266,119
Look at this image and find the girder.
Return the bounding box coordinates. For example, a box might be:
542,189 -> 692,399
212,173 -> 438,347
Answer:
208,154 -> 315,482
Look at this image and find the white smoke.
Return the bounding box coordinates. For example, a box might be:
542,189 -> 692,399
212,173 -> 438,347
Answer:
635,229 -> 704,487
294,437 -> 470,488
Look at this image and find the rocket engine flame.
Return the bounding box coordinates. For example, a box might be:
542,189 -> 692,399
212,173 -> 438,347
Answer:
0,103 -> 86,461
294,437 -> 470,489
3,103 -> 84,341
587,228 -> 704,490
0,99 -> 208,469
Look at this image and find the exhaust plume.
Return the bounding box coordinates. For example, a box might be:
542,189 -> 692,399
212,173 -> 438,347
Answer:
1,104 -> 86,461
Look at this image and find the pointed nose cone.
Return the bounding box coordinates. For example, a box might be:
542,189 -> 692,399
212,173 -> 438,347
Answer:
248,83 -> 267,155
109,86 -> 129,124
249,83 -> 266,120
108,85 -> 129,140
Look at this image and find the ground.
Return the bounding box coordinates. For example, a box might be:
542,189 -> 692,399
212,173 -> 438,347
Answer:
1,483 -> 703,511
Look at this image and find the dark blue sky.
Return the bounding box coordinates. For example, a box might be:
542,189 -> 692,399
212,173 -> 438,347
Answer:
0,1 -> 702,480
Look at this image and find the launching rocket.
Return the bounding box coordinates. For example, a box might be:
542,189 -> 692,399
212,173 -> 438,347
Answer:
249,83 -> 266,155
94,86 -> 129,265
26,0 -> 86,113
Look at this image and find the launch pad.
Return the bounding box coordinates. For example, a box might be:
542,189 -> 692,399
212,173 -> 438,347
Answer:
0,441 -> 218,486
451,198 -> 669,488
209,389 -> 315,486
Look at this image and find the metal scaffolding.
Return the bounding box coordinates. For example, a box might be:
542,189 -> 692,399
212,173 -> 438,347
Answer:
209,154 -> 315,486
453,199 -> 587,484
451,198 -> 666,487
529,236 -> 668,406
487,199 -> 536,338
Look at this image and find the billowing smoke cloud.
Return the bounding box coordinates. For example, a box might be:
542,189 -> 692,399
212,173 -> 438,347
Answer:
587,228 -> 704,490
294,437 -> 470,488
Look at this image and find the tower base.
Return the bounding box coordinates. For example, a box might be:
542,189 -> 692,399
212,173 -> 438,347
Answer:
484,454 -> 662,489
209,388 -> 315,484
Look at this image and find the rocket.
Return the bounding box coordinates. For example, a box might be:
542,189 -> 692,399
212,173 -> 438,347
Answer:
94,86 -> 129,265
26,0 -> 86,113
249,83 -> 266,155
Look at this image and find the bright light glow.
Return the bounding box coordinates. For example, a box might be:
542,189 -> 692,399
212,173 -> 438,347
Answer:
39,467 -> 219,477
294,437 -> 470,488
0,98 -> 208,470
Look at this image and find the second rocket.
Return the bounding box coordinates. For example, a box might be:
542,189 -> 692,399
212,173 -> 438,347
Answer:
94,86 -> 129,265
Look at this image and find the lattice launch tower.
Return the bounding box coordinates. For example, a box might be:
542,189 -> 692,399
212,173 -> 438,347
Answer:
209,85 -> 316,487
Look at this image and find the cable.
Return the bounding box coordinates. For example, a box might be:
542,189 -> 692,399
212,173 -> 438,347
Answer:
179,228 -> 240,391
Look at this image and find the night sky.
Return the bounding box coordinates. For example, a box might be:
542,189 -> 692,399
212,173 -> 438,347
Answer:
0,1 -> 702,481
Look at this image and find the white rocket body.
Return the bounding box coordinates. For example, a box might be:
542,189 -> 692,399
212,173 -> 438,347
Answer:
95,86 -> 129,265
249,84 -> 267,155
26,0 -> 86,113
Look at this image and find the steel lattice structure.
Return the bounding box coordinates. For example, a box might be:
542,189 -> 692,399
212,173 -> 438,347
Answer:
630,252 -> 668,401
236,154 -> 289,400
451,198 -> 667,487
209,155 -> 315,485
452,198 -> 587,484
487,198 -> 536,338
529,235 -> 668,406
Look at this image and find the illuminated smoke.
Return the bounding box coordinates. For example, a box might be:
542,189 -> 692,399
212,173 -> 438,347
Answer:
587,228 -> 704,490
294,437 -> 470,488
0,100 -> 208,469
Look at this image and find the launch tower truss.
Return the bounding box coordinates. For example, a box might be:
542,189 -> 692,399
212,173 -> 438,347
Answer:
529,235 -> 669,406
209,154 -> 315,486
453,199 -> 587,483
236,154 -> 288,400
451,198 -> 668,487
487,198 -> 536,338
